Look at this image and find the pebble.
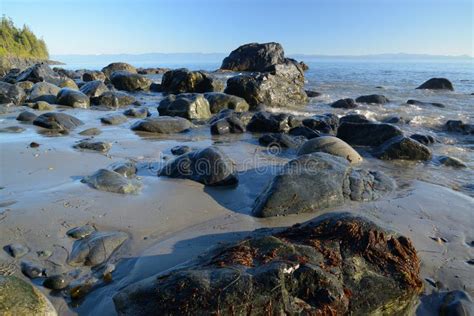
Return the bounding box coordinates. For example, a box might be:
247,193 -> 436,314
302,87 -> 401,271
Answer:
43,274 -> 71,290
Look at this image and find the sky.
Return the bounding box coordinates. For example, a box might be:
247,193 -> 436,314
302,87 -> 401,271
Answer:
1,0 -> 473,56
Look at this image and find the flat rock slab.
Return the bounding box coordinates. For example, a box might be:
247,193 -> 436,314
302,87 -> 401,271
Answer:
131,116 -> 191,134
113,213 -> 422,315
81,169 -> 141,194
74,140 -> 112,153
33,112 -> 83,131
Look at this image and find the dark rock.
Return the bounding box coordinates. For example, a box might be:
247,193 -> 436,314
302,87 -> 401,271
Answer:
445,120 -> 474,135
224,61 -> 307,109
43,274 -> 71,290
1,68 -> 21,83
331,98 -> 357,108
15,63 -> 61,84
297,136 -> 363,163
16,111 -> 37,122
355,94 -> 389,104
81,169 -> 141,194
33,112 -> 83,131
221,42 -> 286,72
339,114 -> 371,124
0,126 -> 25,133
123,107 -> 150,118
92,91 -> 136,108
100,113 -> 127,125
79,128 -> 101,136
410,134 -> 435,145
171,145 -> 192,156
82,71 -> 106,82
80,80 -> 108,98
159,146 -> 238,186
29,142 -> 40,148
158,93 -> 211,120
113,213 -> 422,315
57,88 -> 90,108
67,225 -> 96,239
16,81 -> 34,92
305,90 -> 321,97
28,82 -> 60,103
111,162 -> 137,178
4,243 -> 29,258
302,116 -> 336,134
149,83 -> 162,92
203,92 -> 249,113
439,290 -> 474,316
299,61 -> 309,71
208,109 -> 252,126
137,67 -> 170,75
20,261 -> 44,279
131,116 -> 191,134
374,136 -> 432,161
161,68 -> 222,94
258,133 -> 297,148
74,140 -> 112,153
416,78 -> 454,91
32,100 -> 54,111
337,122 -> 403,146
58,77 -> 79,90
210,116 -> 245,135
437,156 -> 467,168
102,62 -> 137,79
253,153 -> 394,217
110,71 -> 152,91
288,126 -> 320,139
247,111 -> 292,133
0,82 -> 26,104
406,99 -> 445,108
67,231 -> 128,267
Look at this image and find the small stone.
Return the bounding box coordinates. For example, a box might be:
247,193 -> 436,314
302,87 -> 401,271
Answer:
74,140 -> 112,153
78,128 -> 101,136
43,274 -> 71,290
4,243 -> 29,258
29,142 -> 40,148
100,114 -> 128,125
20,261 -> 45,279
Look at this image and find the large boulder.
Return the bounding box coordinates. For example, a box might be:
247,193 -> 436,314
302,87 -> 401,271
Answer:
416,78 -> 454,91
113,213 -> 422,315
337,122 -> 403,146
220,42 -> 286,72
0,81 -> 26,104
33,112 -> 83,131
159,146 -> 238,186
91,91 -> 136,108
253,153 -> 394,217
355,94 -> 389,104
131,116 -> 191,133
0,275 -> 57,315
15,63 -> 61,84
80,80 -> 109,98
101,62 -> 137,78
224,61 -> 308,109
56,88 -> 90,108
110,71 -> 152,91
203,92 -> 249,113
297,136 -> 363,164
374,136 -> 432,161
28,82 -> 61,103
158,93 -> 211,120
82,70 -> 106,82
82,169 -> 141,194
161,68 -> 222,94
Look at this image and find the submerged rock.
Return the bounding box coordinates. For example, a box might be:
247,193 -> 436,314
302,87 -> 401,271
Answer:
123,107 -> 150,118
74,140 -> 112,153
330,98 -> 357,108
297,136 -> 362,163
337,122 -> 403,146
57,88 -> 90,108
79,127 -> 102,136
0,81 -> 26,104
113,213 -> 422,315
445,120 -> 474,135
131,116 -> 191,133
0,275 -> 57,315
159,146 -> 238,186
33,112 -> 83,131
406,99 -> 445,108
81,169 -> 141,194
410,134 -> 436,145
67,231 -> 128,267
355,94 -> 389,104
110,71 -> 152,91
374,136 -> 432,161
100,113 -> 128,125
437,156 -> 467,168
28,82 -> 61,103
253,153 -> 394,217
92,91 -> 136,108
158,93 -> 212,120
416,78 -> 454,91
204,92 -> 249,113
0,126 -> 25,133
305,90 -> 321,97
16,111 -> 37,122
161,68 -> 221,94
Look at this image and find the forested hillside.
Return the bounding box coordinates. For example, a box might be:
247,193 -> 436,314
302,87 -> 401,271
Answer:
0,16 -> 49,59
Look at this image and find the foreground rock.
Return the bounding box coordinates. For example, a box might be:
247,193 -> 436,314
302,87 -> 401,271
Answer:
0,276 -> 57,315
113,213 -> 422,315
161,68 -> 222,94
246,111 -> 295,133
67,231 -> 128,267
33,112 -> 83,131
374,136 -> 432,161
337,122 -> 403,146
445,120 -> 474,135
159,146 -> 238,186
110,71 -> 152,91
74,140 -> 112,153
355,94 -> 389,104
158,93 -> 211,120
131,116 -> 192,133
253,153 -> 394,217
101,62 -> 137,79
28,82 -> 60,103
416,78 -> 454,91
220,42 -> 286,72
81,169 -> 141,194
57,88 -> 90,108
92,91 -> 136,108
80,80 -> 109,98
204,92 -> 249,113
297,136 -> 362,163
0,82 -> 26,104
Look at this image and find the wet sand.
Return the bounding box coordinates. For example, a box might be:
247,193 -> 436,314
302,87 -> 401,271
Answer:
0,98 -> 473,315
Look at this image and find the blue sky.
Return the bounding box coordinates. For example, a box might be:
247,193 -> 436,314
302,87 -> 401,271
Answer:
1,0 -> 472,56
